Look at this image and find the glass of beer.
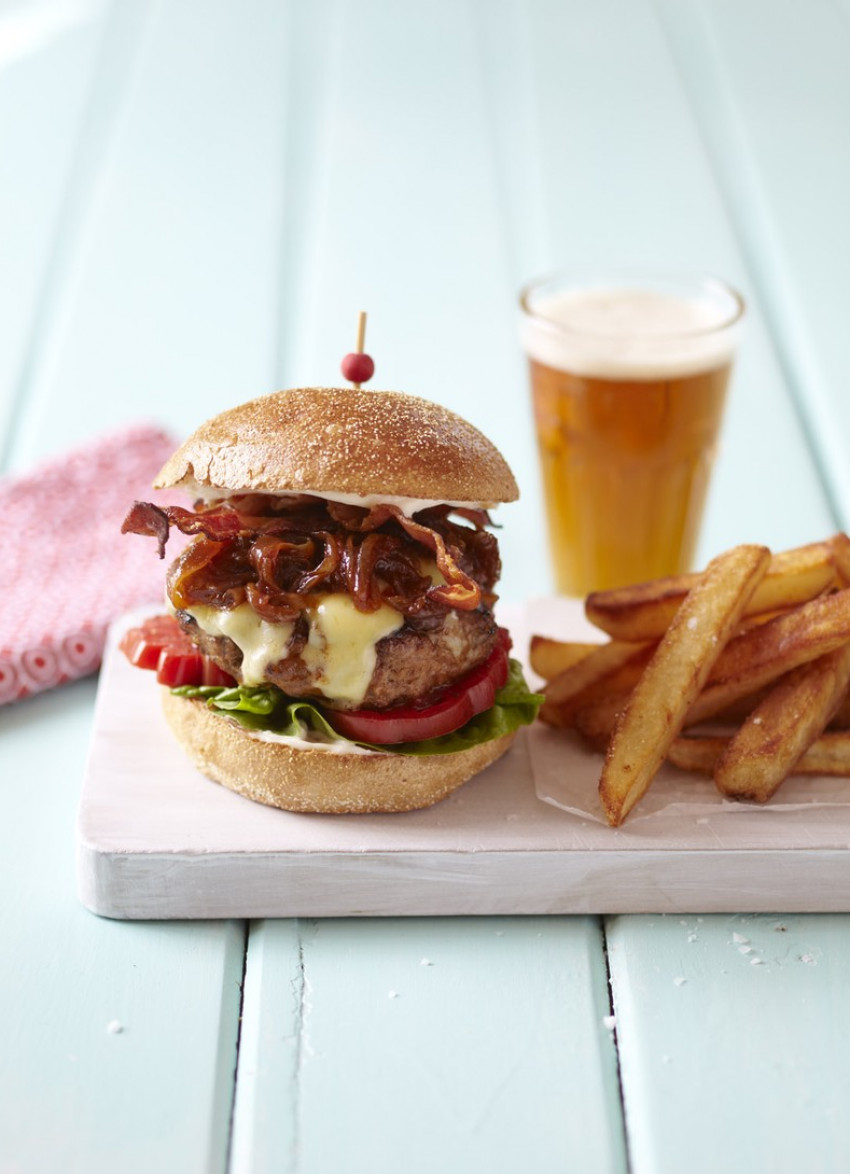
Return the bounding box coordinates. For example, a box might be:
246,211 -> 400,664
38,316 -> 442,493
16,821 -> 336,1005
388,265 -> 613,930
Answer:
519,269 -> 745,595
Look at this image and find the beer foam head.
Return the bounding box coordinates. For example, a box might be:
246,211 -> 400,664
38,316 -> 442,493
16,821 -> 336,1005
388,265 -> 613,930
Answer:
520,281 -> 743,380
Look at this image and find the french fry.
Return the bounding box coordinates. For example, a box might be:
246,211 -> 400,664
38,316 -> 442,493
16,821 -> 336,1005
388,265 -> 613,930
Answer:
598,544 -> 771,826
585,573 -> 697,643
667,735 -> 728,774
539,640 -> 654,728
708,688 -> 770,724
573,683 -> 768,753
529,637 -> 599,682
829,691 -> 850,729
782,730 -> 850,776
585,540 -> 838,642
712,643 -> 850,802
536,535 -> 850,823
573,690 -> 629,750
828,532 -> 850,586
686,587 -> 850,726
669,731 -> 850,779
723,540 -> 837,616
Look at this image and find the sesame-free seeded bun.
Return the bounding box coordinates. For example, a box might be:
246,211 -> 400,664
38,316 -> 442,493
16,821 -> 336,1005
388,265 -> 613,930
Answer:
154,387 -> 518,507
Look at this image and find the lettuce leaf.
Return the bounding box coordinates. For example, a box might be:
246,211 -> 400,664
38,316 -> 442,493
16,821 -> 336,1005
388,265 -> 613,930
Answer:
172,658 -> 542,756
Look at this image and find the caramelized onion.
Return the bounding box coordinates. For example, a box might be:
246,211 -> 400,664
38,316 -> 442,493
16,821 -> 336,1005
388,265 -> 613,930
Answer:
124,495 -> 500,618
295,531 -> 341,595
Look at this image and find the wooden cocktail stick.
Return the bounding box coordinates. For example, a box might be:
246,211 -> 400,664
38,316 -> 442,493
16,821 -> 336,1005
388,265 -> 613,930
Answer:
341,312 -> 375,389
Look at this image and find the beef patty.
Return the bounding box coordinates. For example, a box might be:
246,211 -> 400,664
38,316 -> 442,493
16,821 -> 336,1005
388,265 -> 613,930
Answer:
177,603 -> 499,710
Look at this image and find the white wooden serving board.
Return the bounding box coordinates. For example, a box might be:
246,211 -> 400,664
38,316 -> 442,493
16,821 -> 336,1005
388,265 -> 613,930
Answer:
77,603 -> 850,918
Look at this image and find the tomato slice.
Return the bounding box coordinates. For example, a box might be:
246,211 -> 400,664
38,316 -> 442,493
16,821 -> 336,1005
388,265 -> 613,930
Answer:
201,659 -> 237,687
326,640 -> 510,745
120,615 -> 236,688
119,615 -> 183,669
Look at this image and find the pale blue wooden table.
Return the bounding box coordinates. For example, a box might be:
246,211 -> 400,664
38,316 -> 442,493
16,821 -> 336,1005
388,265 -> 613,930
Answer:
3,2 -> 850,1170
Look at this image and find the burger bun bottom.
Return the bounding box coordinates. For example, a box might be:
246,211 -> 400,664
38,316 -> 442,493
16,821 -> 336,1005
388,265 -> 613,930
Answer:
162,690 -> 517,814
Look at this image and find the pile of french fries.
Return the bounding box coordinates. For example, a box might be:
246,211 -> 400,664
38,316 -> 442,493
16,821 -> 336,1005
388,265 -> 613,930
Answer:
533,536 -> 850,826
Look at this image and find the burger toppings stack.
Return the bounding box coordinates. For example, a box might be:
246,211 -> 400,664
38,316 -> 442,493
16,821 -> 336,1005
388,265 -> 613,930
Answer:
119,382 -> 540,814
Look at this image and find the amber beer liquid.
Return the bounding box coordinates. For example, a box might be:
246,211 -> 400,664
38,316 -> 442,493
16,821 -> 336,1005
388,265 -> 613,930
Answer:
521,280 -> 743,594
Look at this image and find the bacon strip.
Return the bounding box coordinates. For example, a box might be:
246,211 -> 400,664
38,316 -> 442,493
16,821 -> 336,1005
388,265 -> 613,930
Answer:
388,509 -> 482,610
121,501 -> 170,558
122,501 -> 331,551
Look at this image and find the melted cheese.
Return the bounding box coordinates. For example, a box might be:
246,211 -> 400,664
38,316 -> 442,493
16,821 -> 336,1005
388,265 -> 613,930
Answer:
418,557 -> 446,587
185,605 -> 294,686
186,596 -> 403,705
302,595 -> 403,705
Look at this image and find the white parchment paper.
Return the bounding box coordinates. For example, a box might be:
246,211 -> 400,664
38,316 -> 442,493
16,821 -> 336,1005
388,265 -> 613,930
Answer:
512,597 -> 850,832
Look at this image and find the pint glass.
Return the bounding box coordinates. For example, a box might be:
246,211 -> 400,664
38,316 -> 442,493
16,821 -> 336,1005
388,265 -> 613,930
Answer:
520,270 -> 744,595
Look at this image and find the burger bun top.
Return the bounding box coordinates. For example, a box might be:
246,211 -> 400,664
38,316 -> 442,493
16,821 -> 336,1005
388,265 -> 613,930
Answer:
154,387 -> 518,507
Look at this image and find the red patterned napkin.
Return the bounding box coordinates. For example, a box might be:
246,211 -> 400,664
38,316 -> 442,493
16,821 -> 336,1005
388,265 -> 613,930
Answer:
0,424 -> 180,705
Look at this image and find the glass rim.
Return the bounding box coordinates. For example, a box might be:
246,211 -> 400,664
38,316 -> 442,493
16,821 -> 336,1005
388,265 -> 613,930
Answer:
519,267 -> 746,341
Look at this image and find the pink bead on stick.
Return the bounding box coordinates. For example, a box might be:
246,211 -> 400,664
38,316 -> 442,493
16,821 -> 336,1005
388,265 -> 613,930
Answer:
341,311 -> 375,388
341,352 -> 374,385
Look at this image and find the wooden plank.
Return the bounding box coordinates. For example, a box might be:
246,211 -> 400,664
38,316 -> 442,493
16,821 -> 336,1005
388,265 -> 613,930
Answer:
0,0 -> 111,449
0,681 -> 246,1174
5,0 -> 291,472
231,917 -> 626,1174
607,912 -> 850,1173
79,606 -> 850,919
229,920 -> 301,1171
656,0 -> 850,524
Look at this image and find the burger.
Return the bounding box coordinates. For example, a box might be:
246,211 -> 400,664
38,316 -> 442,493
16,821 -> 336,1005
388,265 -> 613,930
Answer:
120,387 -> 541,813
